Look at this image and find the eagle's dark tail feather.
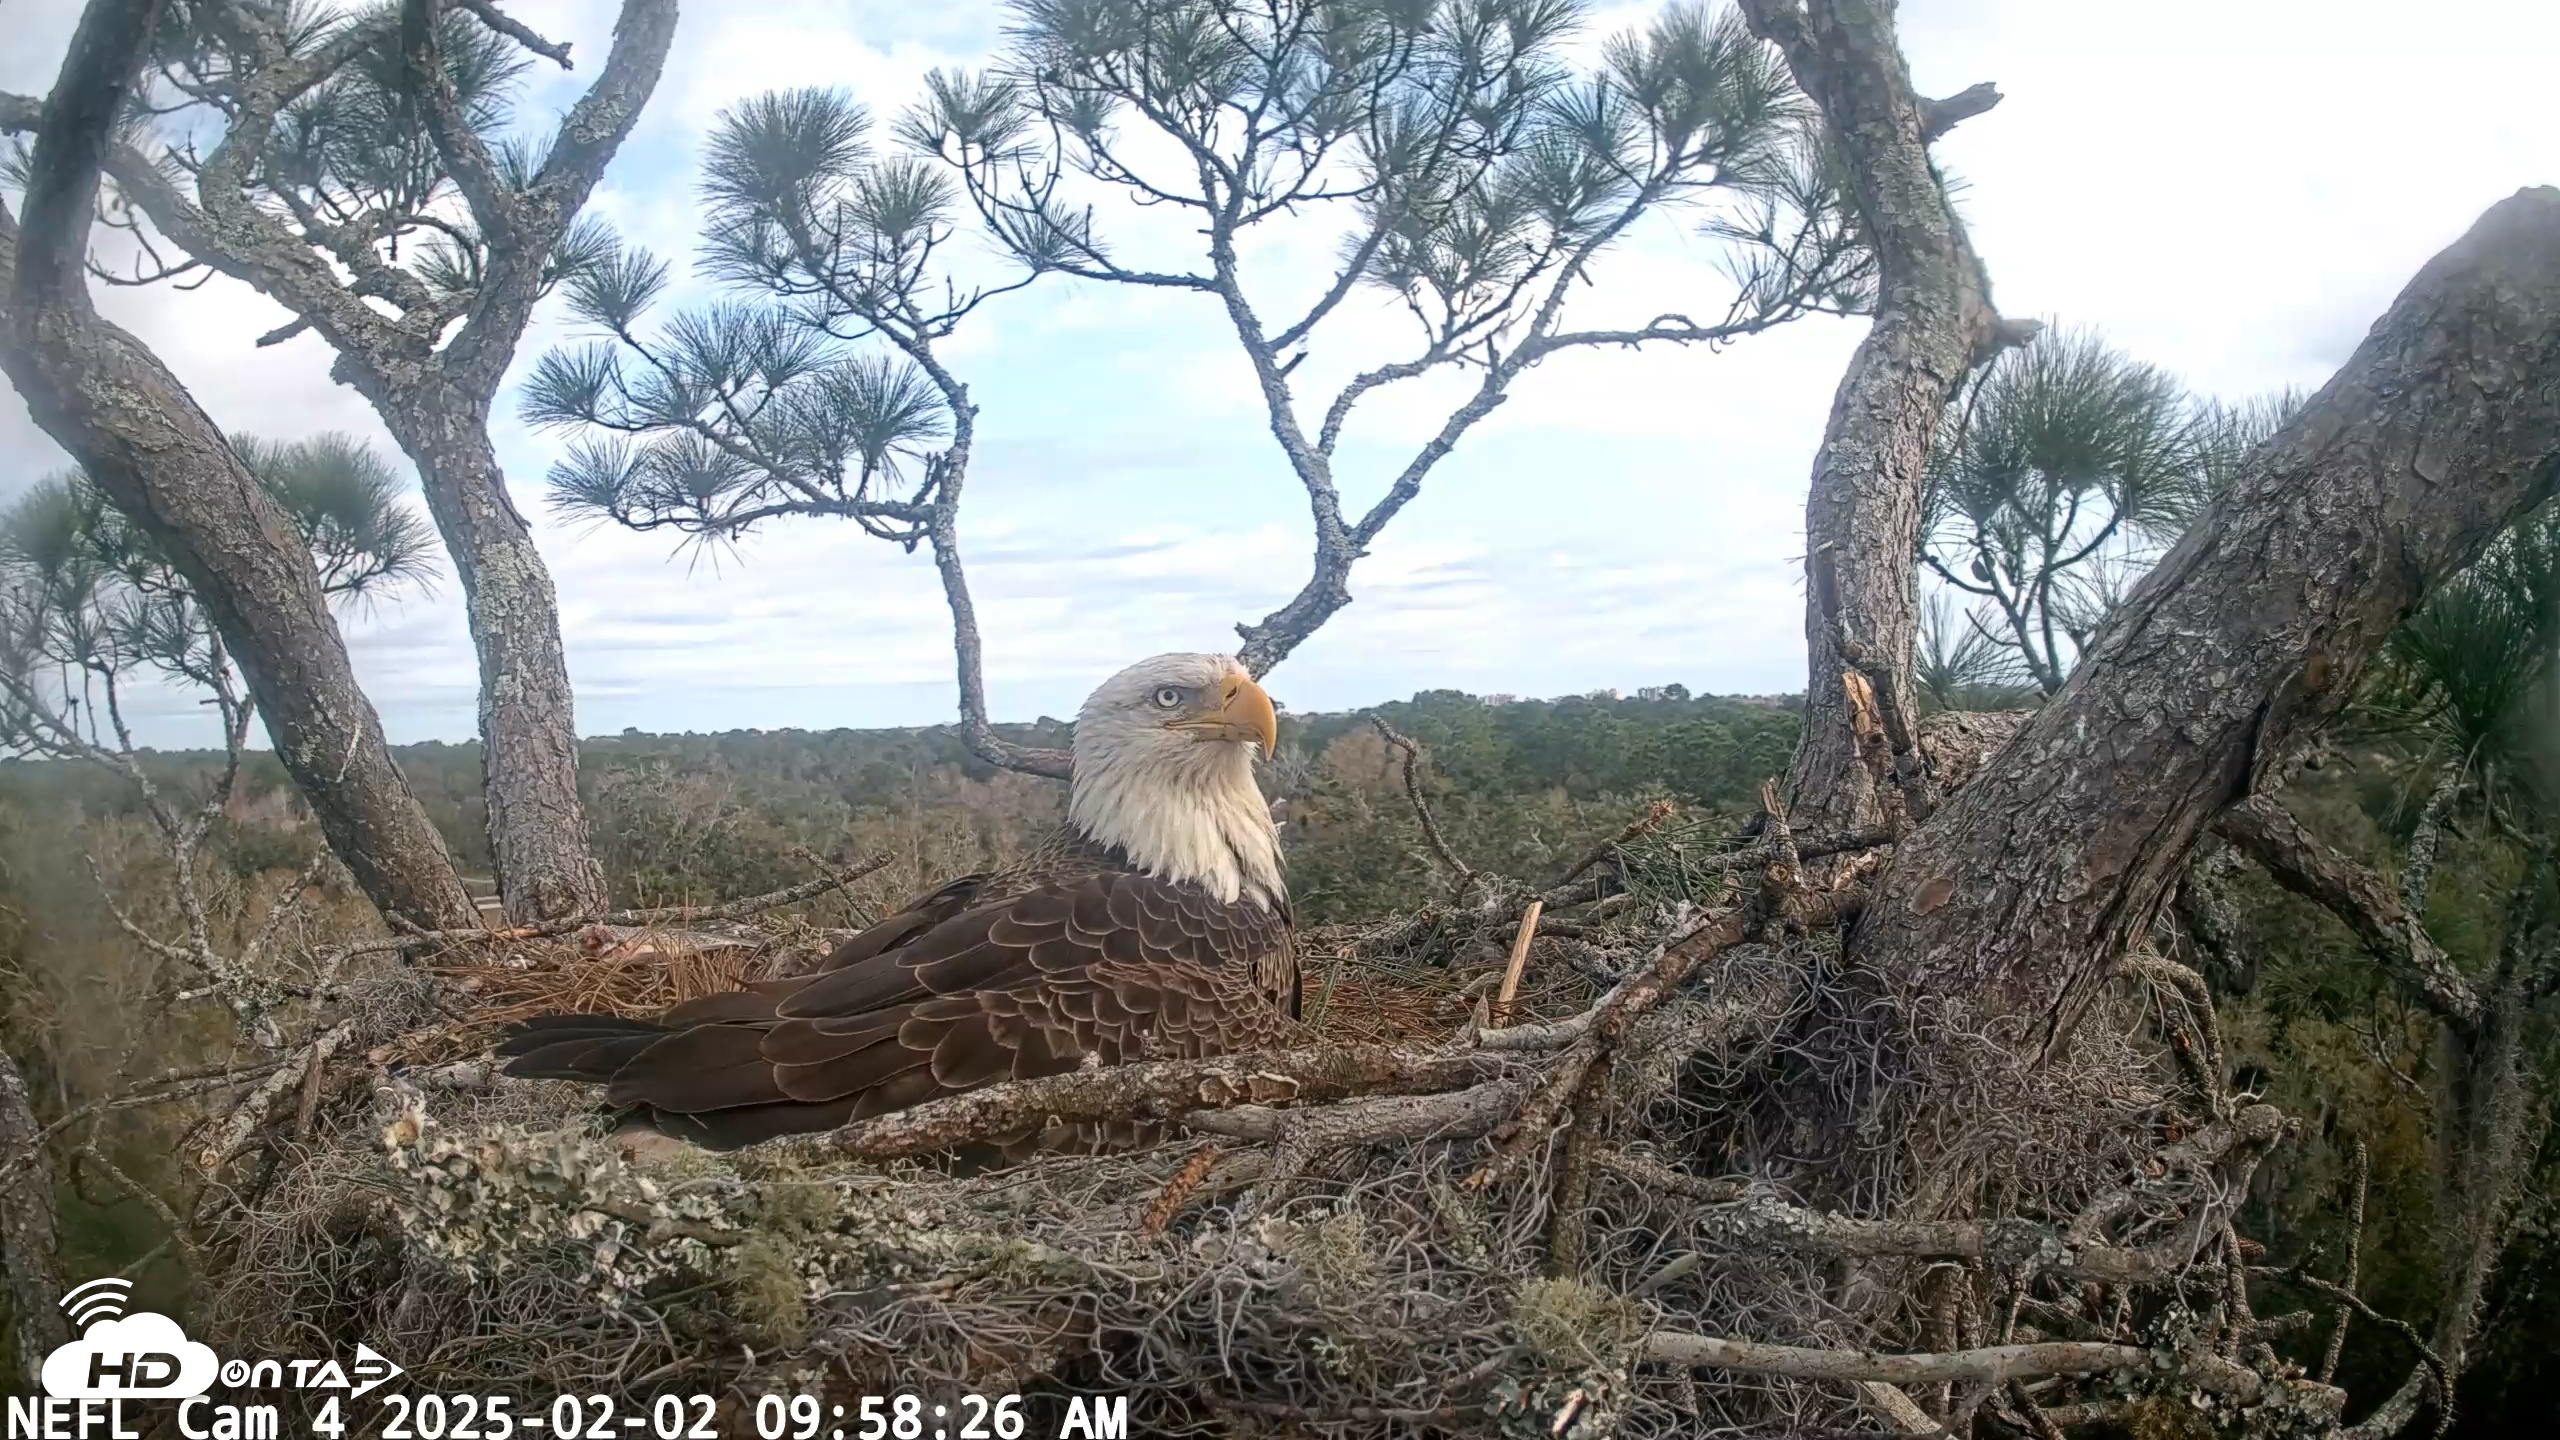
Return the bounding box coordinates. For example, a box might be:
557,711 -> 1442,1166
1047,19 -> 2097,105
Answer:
496,1014 -> 668,1083
496,1015 -> 855,1151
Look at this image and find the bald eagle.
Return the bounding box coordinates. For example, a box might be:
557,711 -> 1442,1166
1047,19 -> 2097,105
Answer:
498,654 -> 1302,1150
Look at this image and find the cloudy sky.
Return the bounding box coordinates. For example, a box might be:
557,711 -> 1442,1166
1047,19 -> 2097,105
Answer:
2,0 -> 2554,747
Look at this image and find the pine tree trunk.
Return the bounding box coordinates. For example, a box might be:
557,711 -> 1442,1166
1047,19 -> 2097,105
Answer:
383,394 -> 607,923
1,181 -> 480,931
1858,188 -> 2560,1041
1,1048 -> 72,1388
1739,0 -> 2016,836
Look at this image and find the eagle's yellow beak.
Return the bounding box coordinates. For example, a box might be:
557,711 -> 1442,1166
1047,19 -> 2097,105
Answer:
1175,672 -> 1278,757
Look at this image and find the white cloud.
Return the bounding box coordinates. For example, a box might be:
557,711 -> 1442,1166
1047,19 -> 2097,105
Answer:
4,0 -> 2555,745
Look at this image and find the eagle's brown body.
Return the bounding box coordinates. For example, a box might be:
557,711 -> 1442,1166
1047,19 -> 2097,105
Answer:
500,655 -> 1302,1150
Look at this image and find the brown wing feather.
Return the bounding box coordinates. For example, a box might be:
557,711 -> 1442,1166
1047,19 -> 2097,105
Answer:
501,864 -> 1298,1150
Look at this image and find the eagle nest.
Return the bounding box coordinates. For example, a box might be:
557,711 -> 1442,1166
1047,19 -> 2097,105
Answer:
197,838 -> 2347,1440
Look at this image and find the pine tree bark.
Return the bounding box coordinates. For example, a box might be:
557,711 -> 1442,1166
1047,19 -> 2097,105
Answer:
0,1 -> 479,931
376,392 -> 606,922
1738,0 -> 2024,836
0,1049 -> 71,1390
1858,187 -> 2560,1042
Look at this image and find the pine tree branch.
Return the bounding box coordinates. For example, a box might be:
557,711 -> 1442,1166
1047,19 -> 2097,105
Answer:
438,0 -> 677,393
456,0 -> 573,68
2213,793 -> 2481,1028
1918,82 -> 2003,142
401,0 -> 529,250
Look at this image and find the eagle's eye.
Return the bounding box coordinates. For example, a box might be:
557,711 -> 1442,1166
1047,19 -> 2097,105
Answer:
1152,685 -> 1187,709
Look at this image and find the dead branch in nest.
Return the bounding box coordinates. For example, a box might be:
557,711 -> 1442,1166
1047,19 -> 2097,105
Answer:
1181,1077 -> 1531,1148
1492,901 -> 1541,1027
2067,1104 -> 2288,1245
1468,901 -> 1756,1188
197,1020 -> 355,1173
1685,825 -> 1904,882
1678,1189 -> 2227,1287
766,1044 -> 1520,1160
1642,1330 -> 2272,1402
1473,967 -> 1638,1050
1370,717 -> 1475,882
0,1059 -> 294,1185
1592,1146 -> 1745,1203
1348,818 -> 1896,969
2259,1266 -> 2450,1410
1484,860 -> 1863,1188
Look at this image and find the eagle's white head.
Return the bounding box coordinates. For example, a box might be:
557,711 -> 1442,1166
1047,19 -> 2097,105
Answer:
1069,652 -> 1285,909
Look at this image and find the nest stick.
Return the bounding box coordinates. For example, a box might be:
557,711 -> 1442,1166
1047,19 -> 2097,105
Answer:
1643,1331 -> 2266,1400
769,1044 -> 1515,1160
1492,900 -> 1542,1028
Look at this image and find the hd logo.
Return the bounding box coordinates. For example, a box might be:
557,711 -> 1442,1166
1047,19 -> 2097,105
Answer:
9,1277 -> 406,1440
39,1279 -> 218,1400
7,1279 -> 220,1440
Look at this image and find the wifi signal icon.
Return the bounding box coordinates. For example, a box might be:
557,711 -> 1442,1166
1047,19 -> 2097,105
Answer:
60,1277 -> 132,1333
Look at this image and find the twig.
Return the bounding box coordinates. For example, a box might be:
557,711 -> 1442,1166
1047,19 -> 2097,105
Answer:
294,1039 -> 328,1141
2067,1104 -> 2288,1244
73,1141 -> 200,1277
1546,1050 -> 1609,1272
2321,1137 -> 2370,1382
1183,1081 -> 1524,1169
1590,1146 -> 1744,1204
1661,1186 -> 2227,1286
1856,1382 -> 1948,1436
2263,1268 -> 2449,1406
1371,718 -> 1473,881
1560,799 -> 1676,883
789,845 -> 879,927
